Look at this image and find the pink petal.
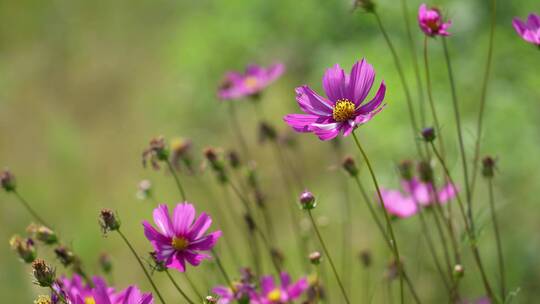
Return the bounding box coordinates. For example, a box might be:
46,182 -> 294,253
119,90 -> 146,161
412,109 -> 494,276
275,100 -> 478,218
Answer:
311,122 -> 341,141
173,203 -> 195,236
358,81 -> 386,113
166,253 -> 186,272
322,64 -> 347,102
143,221 -> 170,245
283,114 -> 320,133
153,204 -> 174,237
260,276 -> 275,294
187,212 -> 212,240
348,59 -> 375,105
295,85 -> 333,115
188,230 -> 221,251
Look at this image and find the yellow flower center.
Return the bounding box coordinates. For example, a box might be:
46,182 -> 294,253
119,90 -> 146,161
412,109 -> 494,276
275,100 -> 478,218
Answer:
244,76 -> 258,89
332,99 -> 356,122
171,236 -> 189,251
84,297 -> 96,304
267,288 -> 282,302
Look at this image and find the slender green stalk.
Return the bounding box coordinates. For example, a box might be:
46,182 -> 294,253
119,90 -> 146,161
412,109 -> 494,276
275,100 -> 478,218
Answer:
372,11 -> 423,158
470,0 -> 497,195
351,131 -> 404,304
228,102 -> 251,160
164,270 -> 196,304
165,160 -> 187,201
183,273 -> 203,301
116,229 -> 166,304
13,191 -> 50,228
429,142 -> 495,301
212,248 -> 234,288
428,208 -> 453,277
307,210 -> 350,304
442,38 -> 473,231
487,177 -> 506,301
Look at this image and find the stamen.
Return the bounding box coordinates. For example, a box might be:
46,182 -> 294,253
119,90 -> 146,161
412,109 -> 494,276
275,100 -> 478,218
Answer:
84,297 -> 96,304
244,76 -> 258,89
332,99 -> 356,122
171,236 -> 189,251
267,288 -> 282,301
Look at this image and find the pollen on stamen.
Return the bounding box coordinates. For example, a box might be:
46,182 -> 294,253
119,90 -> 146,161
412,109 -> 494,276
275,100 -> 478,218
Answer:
267,288 -> 282,301
171,236 -> 189,251
244,76 -> 258,89
332,99 -> 356,122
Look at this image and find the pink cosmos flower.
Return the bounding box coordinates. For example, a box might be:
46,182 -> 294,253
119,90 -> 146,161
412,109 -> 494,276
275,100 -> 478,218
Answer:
512,13 -> 540,46
418,4 -> 452,37
218,63 -> 285,100
252,272 -> 309,304
380,178 -> 458,218
283,58 -> 386,141
143,203 -> 221,272
212,282 -> 256,304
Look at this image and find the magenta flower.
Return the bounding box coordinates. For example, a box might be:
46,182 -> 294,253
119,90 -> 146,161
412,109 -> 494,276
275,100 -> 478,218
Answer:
143,203 -> 221,272
283,58 -> 386,141
212,282 -> 256,304
253,272 -> 309,304
380,178 -> 458,218
418,4 -> 452,37
218,63 -> 285,100
512,13 -> 540,46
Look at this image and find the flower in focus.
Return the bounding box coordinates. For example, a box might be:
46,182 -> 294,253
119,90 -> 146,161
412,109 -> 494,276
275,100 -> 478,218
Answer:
254,272 -> 309,304
283,58 -> 386,141
218,63 -> 285,100
380,177 -> 458,218
418,4 -> 452,37
512,13 -> 540,46
143,203 -> 221,272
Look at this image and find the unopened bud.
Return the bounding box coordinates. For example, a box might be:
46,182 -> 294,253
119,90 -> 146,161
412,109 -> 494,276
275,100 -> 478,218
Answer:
27,224 -> 57,245
136,179 -> 153,200
259,122 -> 278,143
453,264 -> 464,278
10,235 -> 36,263
353,0 -> 376,13
32,259 -> 56,287
421,127 -> 436,142
204,296 -> 218,304
99,253 -> 113,273
398,160 -> 414,181
0,169 -> 16,192
417,161 -> 434,183
359,250 -> 372,268
99,209 -> 120,233
54,246 -> 76,266
309,251 -> 322,265
227,150 -> 241,169
299,191 -> 316,210
142,136 -> 169,170
482,156 -> 496,178
342,156 -> 359,177
34,295 -> 52,304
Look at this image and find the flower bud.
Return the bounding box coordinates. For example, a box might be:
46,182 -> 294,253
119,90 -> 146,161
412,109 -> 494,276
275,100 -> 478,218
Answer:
244,213 -> 256,232
34,295 -> 52,304
299,191 -> 316,210
204,296 -> 218,304
342,156 -> 359,177
482,156 -> 496,178
421,127 -> 436,142
10,235 -> 36,263
27,224 -> 58,245
358,250 -> 372,268
136,179 -> 153,200
170,137 -> 194,174
54,246 -> 76,266
417,161 -> 434,183
259,122 -> 278,143
353,0 -> 376,13
227,150 -> 242,169
32,259 -> 56,287
0,169 -> 16,192
398,160 -> 414,181
99,253 -> 113,274
142,136 -> 169,170
99,209 -> 120,233
453,264 -> 464,279
309,251 -> 322,265
271,248 -> 285,268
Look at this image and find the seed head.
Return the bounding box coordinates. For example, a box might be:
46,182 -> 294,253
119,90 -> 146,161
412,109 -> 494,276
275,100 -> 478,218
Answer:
299,191 -> 316,210
32,259 -> 56,287
10,235 -> 36,263
27,224 -> 58,245
99,209 -> 120,233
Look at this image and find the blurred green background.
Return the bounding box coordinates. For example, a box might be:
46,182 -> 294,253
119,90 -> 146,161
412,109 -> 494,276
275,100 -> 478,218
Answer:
1,0 -> 539,302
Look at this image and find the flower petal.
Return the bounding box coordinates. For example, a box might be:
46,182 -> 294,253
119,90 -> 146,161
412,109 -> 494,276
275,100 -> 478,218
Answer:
358,80 -> 386,113
311,122 -> 341,141
188,230 -> 222,251
438,183 -> 458,203
348,59 -> 375,105
283,114 -> 321,133
380,189 -> 418,218
187,212 -> 212,240
143,221 -> 170,246
166,252 -> 186,272
322,64 -> 346,102
153,205 -> 174,237
184,250 -> 211,266
286,277 -> 309,299
260,276 -> 275,294
280,272 -> 291,288
295,85 -> 333,115
173,203 -> 195,236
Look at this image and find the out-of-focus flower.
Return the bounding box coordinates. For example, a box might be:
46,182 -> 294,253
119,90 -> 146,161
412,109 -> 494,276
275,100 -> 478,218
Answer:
34,295 -> 52,304
418,4 -> 452,37
212,281 -> 255,304
142,136 -> 169,170
284,58 -> 386,141
482,156 -> 497,178
0,168 -> 16,192
309,251 -> 322,265
513,13 -> 540,46
143,203 -> 221,272
32,259 -> 56,287
342,156 -> 359,177
353,0 -> 375,13
54,245 -> 76,267
27,223 -> 58,245
218,63 -> 285,100
136,179 -> 153,200
254,272 -> 309,304
99,253 -> 113,274
10,235 -> 36,263
170,137 -> 195,174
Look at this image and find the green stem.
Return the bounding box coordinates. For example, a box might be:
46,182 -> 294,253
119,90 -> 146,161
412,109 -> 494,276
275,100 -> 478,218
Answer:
307,210 -> 350,304
487,177 -> 506,301
117,229 -> 166,304
470,0 -> 497,196
373,11 -> 423,158
442,38 -> 473,232
165,160 -> 187,201
164,270 -> 196,304
228,102 -> 251,160
212,248 -> 234,288
13,191 -> 51,228
429,142 -> 495,302
183,273 -> 204,301
351,131 -> 404,304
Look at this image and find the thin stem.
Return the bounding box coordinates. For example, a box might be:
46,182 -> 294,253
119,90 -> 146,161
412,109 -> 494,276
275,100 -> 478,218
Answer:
183,273 -> 204,301
429,142 -> 495,301
470,0 -> 497,195
165,160 -> 187,201
228,102 -> 251,160
442,38 -> 473,231
307,210 -> 350,304
373,11 -> 423,158
13,191 -> 51,228
351,131 -> 404,304
164,270 -> 196,304
116,230 -> 166,304
212,249 -> 234,288
487,177 -> 506,301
